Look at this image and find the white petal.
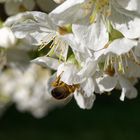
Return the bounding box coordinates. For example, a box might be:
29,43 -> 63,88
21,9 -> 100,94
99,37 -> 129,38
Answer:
5,11 -> 57,34
0,27 -> 17,48
31,56 -> 61,70
81,78 -> 95,97
57,63 -> 79,85
72,16 -> 108,51
110,1 -> 140,39
49,0 -> 87,25
96,75 -> 117,93
74,90 -> 95,109
77,58 -> 97,78
104,38 -> 137,55
118,75 -> 138,101
117,0 -> 140,13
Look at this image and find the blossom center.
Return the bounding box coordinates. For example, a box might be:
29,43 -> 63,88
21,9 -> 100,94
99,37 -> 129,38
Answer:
102,50 -> 140,76
83,0 -> 110,23
57,25 -> 72,35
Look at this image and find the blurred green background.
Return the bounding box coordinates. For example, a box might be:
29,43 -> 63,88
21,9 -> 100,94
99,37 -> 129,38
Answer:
0,89 -> 140,140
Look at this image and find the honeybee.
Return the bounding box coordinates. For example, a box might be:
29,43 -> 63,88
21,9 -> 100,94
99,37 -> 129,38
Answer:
51,75 -> 79,100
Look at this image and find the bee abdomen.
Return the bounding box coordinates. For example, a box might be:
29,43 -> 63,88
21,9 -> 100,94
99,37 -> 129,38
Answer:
51,86 -> 70,100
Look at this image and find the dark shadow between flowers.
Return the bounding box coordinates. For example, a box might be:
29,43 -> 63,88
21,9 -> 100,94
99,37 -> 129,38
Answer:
0,82 -> 140,140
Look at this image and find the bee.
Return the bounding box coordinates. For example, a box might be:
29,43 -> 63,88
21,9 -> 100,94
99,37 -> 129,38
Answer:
51,75 -> 79,100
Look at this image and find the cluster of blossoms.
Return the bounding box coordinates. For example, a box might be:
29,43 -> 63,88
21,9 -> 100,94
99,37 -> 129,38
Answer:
0,0 -> 140,118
